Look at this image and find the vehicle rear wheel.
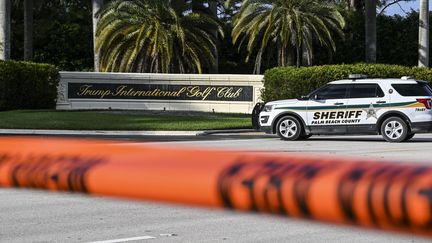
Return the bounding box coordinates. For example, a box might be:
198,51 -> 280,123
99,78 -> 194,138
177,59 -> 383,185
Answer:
276,116 -> 302,141
380,117 -> 409,143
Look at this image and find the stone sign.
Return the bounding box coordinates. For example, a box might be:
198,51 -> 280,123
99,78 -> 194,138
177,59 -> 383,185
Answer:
57,72 -> 263,113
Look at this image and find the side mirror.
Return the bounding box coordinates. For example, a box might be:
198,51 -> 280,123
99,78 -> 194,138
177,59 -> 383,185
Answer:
313,94 -> 320,100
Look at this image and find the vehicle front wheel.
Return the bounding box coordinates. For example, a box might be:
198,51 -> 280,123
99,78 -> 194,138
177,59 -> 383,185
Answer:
380,117 -> 409,142
276,116 -> 302,141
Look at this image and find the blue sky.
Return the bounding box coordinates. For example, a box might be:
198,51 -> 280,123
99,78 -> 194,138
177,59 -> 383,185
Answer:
384,1 -> 431,16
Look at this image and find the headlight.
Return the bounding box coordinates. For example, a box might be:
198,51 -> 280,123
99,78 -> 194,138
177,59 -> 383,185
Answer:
263,105 -> 273,112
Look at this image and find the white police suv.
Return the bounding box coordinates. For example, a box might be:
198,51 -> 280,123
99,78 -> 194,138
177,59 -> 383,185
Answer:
259,75 -> 432,142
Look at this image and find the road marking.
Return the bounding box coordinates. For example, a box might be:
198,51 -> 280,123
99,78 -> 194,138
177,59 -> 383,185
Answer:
87,236 -> 156,243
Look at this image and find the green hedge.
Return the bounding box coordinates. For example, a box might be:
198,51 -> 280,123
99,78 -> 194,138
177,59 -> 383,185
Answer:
262,64 -> 432,102
0,61 -> 59,111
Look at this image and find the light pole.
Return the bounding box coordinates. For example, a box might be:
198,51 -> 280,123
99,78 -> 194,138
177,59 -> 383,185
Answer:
0,0 -> 11,60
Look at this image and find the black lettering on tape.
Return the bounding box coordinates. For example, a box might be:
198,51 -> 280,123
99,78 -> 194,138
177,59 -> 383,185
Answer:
337,167 -> 366,222
218,160 -> 432,232
217,159 -> 331,218
418,187 -> 432,228
0,153 -> 107,193
338,165 -> 432,227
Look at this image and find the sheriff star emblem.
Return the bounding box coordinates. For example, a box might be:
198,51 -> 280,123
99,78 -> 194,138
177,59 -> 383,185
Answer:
363,103 -> 380,120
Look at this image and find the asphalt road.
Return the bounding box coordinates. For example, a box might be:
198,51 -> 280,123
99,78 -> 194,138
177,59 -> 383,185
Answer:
2,134 -> 432,243
152,133 -> 432,163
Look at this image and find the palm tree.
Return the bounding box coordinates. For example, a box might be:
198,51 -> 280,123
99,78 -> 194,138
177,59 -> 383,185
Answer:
11,0 -> 35,60
190,0 -> 219,73
96,0 -> 223,73
209,0 -> 218,73
419,0 -> 429,67
20,0 -> 68,61
92,0 -> 104,71
191,0 -> 219,73
231,0 -> 345,73
365,0 -> 376,63
14,0 -> 52,61
0,0 -> 11,60
24,0 -> 84,62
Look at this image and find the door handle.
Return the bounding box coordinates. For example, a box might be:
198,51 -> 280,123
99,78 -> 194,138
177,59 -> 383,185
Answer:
376,101 -> 386,104
334,102 -> 344,105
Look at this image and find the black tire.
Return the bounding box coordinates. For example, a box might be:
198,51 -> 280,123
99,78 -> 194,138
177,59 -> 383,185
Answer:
251,102 -> 264,131
404,133 -> 415,141
299,134 -> 312,140
276,116 -> 302,141
380,117 -> 409,143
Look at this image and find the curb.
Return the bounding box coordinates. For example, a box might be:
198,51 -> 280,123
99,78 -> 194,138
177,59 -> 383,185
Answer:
0,129 -> 199,136
196,129 -> 258,136
0,129 -> 261,137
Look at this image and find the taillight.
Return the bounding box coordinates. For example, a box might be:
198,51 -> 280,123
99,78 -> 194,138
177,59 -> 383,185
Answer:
417,98 -> 432,109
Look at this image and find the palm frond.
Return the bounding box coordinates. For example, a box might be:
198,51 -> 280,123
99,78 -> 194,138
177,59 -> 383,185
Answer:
232,0 -> 345,72
96,0 -> 221,73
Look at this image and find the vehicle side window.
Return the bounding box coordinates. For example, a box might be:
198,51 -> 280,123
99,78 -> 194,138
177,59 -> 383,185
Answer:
349,84 -> 384,98
392,83 -> 432,96
315,84 -> 348,100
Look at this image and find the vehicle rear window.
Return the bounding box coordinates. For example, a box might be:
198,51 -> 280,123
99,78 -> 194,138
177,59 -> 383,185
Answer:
392,83 -> 432,96
349,84 -> 384,98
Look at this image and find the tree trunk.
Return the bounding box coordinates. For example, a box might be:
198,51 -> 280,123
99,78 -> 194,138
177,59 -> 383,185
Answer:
302,40 -> 312,66
365,0 -> 376,63
209,0 -> 218,74
280,46 -> 286,66
24,0 -> 33,60
92,0 -> 104,72
0,0 -> 11,60
287,46 -> 295,66
419,0 -> 429,67
277,41 -> 282,65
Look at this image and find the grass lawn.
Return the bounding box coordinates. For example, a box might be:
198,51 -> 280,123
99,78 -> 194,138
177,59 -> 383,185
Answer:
0,110 -> 252,131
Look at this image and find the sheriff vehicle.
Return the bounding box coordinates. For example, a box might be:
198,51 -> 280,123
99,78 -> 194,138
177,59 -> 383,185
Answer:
259,75 -> 432,142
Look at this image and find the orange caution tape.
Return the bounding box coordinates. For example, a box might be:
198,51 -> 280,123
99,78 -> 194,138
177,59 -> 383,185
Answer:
0,137 -> 432,237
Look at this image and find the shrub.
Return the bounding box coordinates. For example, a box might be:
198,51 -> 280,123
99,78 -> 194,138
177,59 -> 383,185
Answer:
0,61 -> 59,111
262,64 -> 432,102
